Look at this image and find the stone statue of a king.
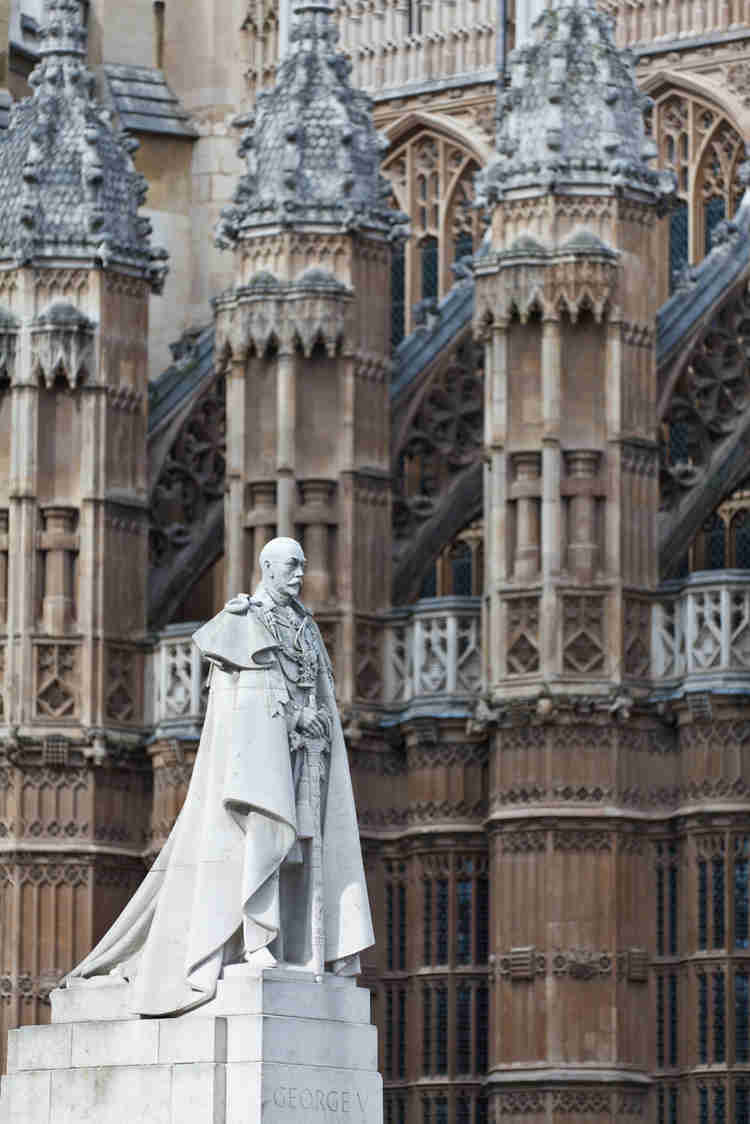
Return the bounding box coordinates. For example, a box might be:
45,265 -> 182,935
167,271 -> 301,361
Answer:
67,537 -> 373,1015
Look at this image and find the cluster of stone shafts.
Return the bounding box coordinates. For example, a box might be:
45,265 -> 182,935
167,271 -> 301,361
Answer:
0,0 -> 165,1069
212,0 -> 404,707
473,0 -> 676,1115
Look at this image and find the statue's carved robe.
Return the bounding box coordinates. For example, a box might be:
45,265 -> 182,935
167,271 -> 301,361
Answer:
68,602 -> 373,1016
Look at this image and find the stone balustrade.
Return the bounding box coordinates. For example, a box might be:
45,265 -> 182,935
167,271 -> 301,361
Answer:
652,570 -> 750,692
148,621 -> 209,738
383,596 -> 482,710
149,576 -> 750,728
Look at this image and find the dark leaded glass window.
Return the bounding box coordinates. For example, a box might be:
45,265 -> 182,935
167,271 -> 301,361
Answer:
398,1097 -> 406,1124
669,200 -> 689,293
457,1095 -> 470,1124
669,1085 -> 678,1124
715,1084 -> 726,1124
387,884 -> 394,970
436,879 -> 449,963
422,1096 -> 431,1124
705,195 -> 726,255
386,987 -> 394,1078
668,855 -> 678,956
398,988 -> 406,1078
454,984 -> 472,1070
736,839 -> 749,949
456,984 -> 471,1073
657,865 -> 665,956
713,855 -> 726,948
477,875 -> 489,964
422,987 -> 432,1073
699,973 -> 708,1064
714,969 -> 726,1064
699,1086 -> 709,1124
476,982 -> 489,1073
450,543 -> 473,599
699,859 -> 708,950
474,1097 -> 487,1124
424,880 -> 432,965
658,1086 -> 665,1124
737,973 -> 749,1063
457,879 -> 472,965
669,973 -> 678,1067
435,1095 -> 448,1124
738,1084 -> 750,1124
419,565 -> 437,599
421,236 -> 439,302
735,512 -> 750,569
386,1095 -> 393,1124
657,975 -> 665,1068
436,986 -> 448,1073
398,884 -> 407,970
703,513 -> 726,569
391,242 -> 405,352
454,230 -> 474,263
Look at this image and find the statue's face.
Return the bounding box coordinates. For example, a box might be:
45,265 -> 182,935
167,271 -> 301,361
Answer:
264,546 -> 306,600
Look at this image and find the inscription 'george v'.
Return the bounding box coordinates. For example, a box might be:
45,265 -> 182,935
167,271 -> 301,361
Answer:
272,1089 -> 370,1112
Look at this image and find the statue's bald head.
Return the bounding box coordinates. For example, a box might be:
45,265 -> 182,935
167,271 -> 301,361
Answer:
259,537 -> 306,601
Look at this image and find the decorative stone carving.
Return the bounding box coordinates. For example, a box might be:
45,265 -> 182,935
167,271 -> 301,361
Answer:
494,1090 -> 546,1115
505,595 -> 540,674
0,0 -> 167,285
551,1089 -> 611,1113
393,336 -> 483,555
562,594 -> 606,675
623,597 -> 651,679
660,283 -> 750,512
34,643 -> 79,719
31,302 -> 94,389
215,0 -> 405,245
551,948 -> 613,978
105,647 -> 136,723
553,829 -> 612,852
149,372 -> 226,572
499,830 -> 547,853
498,946 -> 545,980
475,0 -> 674,210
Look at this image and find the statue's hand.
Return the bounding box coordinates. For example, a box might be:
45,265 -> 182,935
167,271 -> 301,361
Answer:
296,707 -> 329,739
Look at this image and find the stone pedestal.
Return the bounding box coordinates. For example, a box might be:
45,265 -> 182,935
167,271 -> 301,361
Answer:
0,968 -> 381,1124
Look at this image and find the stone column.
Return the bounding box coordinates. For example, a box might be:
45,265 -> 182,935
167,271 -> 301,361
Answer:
40,506 -> 77,634
299,479 -> 335,605
512,452 -> 541,580
565,450 -> 600,582
276,348 -> 297,539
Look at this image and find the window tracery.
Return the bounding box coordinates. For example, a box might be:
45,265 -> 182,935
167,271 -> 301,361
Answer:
647,90 -> 745,289
383,130 -> 483,340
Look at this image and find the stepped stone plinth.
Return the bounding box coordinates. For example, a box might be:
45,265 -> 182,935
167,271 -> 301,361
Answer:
0,968 -> 381,1124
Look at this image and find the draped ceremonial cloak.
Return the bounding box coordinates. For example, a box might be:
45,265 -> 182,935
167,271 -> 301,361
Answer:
67,602 -> 373,1016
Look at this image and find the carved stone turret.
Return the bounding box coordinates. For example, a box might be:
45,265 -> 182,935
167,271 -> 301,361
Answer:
0,0 -> 165,1070
474,0 -> 675,1114
214,0 -> 406,709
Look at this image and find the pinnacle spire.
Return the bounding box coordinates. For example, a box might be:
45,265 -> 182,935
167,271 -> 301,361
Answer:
38,0 -> 87,59
0,0 -> 167,286
476,0 -> 676,208
215,0 -> 406,245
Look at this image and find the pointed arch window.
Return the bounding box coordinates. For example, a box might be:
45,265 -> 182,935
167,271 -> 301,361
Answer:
383,129 -> 483,337
649,89 -> 745,289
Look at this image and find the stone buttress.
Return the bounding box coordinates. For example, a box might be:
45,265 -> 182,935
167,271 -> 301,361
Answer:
0,0 -> 166,1070
472,0 -> 677,1116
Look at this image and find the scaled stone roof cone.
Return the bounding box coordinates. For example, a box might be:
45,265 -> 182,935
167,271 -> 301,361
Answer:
476,0 -> 676,208
215,0 -> 407,246
0,0 -> 168,288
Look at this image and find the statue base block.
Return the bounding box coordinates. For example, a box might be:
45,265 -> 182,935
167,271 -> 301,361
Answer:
0,968 -> 382,1124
